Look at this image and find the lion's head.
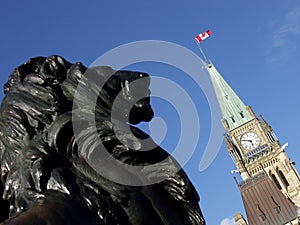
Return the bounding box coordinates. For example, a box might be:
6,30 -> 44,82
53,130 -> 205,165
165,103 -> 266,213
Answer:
0,55 -> 205,225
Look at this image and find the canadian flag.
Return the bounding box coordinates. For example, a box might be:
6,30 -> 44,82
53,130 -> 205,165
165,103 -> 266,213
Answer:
195,30 -> 212,43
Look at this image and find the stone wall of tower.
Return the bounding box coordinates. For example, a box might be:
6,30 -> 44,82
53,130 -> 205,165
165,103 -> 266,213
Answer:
234,212 -> 248,225
225,113 -> 300,208
276,151 -> 300,207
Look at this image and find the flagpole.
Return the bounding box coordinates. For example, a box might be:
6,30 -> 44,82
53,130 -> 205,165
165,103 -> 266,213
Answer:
195,39 -> 209,64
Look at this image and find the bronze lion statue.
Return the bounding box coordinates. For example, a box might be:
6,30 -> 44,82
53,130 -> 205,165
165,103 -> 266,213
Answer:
0,55 -> 205,225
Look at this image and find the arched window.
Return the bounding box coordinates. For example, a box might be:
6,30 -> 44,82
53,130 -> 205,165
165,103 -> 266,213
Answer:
278,170 -> 289,187
270,172 -> 282,190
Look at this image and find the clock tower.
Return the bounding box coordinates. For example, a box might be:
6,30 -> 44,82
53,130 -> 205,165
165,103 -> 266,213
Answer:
205,62 -> 300,224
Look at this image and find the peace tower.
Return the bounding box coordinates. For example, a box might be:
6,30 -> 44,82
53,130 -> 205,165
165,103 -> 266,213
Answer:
205,62 -> 300,225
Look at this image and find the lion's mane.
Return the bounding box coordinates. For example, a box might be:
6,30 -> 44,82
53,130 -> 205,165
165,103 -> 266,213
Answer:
0,56 -> 205,225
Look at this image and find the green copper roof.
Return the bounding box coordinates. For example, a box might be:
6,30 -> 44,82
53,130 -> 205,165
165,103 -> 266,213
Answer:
206,62 -> 254,131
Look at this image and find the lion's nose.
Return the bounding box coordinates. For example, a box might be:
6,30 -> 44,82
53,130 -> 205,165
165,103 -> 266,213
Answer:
129,99 -> 154,124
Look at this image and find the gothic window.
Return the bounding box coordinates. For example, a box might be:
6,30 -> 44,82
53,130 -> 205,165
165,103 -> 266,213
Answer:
270,172 -> 282,190
271,131 -> 278,141
278,170 -> 289,187
266,132 -> 275,142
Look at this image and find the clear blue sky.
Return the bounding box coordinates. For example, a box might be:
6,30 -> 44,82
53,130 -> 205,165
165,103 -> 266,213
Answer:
1,1 -> 300,224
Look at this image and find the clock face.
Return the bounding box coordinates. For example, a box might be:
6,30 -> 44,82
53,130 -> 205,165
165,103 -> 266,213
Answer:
240,132 -> 261,150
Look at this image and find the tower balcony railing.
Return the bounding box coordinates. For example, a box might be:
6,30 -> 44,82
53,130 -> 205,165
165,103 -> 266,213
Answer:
244,144 -> 269,159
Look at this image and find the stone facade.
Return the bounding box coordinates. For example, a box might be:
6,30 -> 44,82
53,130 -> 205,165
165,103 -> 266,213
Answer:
234,212 -> 247,225
225,111 -> 300,208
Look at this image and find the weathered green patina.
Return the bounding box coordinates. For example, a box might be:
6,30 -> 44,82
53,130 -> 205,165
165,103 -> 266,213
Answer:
206,62 -> 254,131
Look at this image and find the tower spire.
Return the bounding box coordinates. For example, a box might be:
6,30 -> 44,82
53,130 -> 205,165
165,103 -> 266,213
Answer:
205,62 -> 254,131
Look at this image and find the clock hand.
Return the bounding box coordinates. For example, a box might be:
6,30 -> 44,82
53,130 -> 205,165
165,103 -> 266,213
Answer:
242,139 -> 255,147
241,139 -> 252,142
